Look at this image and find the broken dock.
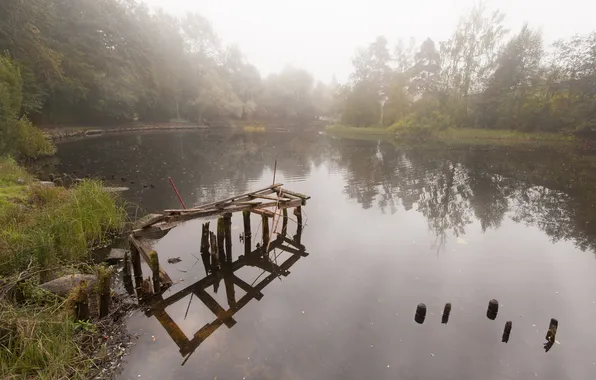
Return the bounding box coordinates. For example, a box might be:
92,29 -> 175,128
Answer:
121,183 -> 311,361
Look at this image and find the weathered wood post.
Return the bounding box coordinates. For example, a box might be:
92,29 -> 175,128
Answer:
129,239 -> 143,297
98,268 -> 111,318
441,302 -> 452,324
502,321 -> 512,343
294,206 -> 303,227
149,250 -> 161,293
223,213 -> 232,262
415,303 -> 427,324
217,217 -> 226,262
262,214 -> 270,249
487,299 -> 499,320
243,210 -> 252,256
122,251 -> 134,296
72,280 -> 89,321
200,222 -> 212,275
210,231 -> 220,270
282,208 -> 288,236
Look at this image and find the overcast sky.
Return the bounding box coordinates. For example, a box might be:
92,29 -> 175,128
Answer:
142,0 -> 595,82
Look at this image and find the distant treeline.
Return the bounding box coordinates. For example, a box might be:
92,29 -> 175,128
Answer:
0,0 -> 333,127
338,3 -> 596,135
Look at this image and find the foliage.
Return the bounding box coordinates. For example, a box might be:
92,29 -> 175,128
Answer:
337,3 -> 596,138
0,56 -> 55,158
0,0 -> 328,127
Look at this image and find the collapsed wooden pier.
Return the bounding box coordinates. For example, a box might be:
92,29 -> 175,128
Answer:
121,183 -> 310,361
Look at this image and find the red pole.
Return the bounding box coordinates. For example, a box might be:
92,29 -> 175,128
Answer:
272,159 -> 277,185
168,177 -> 187,209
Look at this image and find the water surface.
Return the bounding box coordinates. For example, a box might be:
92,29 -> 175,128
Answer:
53,131 -> 596,379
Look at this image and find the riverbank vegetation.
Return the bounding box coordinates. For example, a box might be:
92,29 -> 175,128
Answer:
0,157 -> 127,378
335,3 -> 596,140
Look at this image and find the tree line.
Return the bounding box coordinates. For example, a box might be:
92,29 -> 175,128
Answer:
0,0 -> 333,129
338,3 -> 596,135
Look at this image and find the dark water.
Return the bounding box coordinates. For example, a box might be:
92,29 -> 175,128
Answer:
51,131 -> 596,379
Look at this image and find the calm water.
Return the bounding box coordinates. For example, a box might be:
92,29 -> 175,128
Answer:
51,131 -> 596,379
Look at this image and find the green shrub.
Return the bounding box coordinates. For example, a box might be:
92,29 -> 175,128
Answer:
16,117 -> 56,159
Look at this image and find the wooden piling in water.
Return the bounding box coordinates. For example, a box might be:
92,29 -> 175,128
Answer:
415,303 -> 427,324
282,208 -> 288,236
294,206 -> 303,227
130,240 -> 143,297
200,222 -> 211,274
224,213 -> 232,262
502,321 -> 512,343
262,214 -> 270,248
217,217 -> 226,262
243,211 -> 252,256
149,250 -> 161,293
442,303 -> 452,324
545,318 -> 558,342
487,299 -> 499,320
210,231 -> 220,270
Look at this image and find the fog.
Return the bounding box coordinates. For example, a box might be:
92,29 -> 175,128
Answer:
144,0 -> 596,81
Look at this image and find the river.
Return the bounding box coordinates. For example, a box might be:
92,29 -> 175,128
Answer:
49,130 -> 596,379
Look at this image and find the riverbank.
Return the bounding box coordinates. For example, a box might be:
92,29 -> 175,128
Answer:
0,157 -> 130,379
326,125 -> 577,145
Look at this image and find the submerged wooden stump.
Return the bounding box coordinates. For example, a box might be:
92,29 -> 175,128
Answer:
441,302 -> 451,324
502,321 -> 512,343
487,299 -> 499,320
415,303 -> 427,324
200,222 -> 212,274
282,208 -> 288,236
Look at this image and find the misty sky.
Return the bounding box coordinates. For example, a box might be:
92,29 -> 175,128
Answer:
143,0 -> 595,82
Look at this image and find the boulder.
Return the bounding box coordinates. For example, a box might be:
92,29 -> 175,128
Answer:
105,248 -> 127,264
39,274 -> 97,297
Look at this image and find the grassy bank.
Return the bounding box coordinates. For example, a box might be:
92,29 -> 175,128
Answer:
326,125 -> 575,145
0,157 -> 127,379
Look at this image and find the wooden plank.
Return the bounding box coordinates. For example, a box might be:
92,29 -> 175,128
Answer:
275,188 -> 311,201
185,184 -> 283,211
251,208 -> 276,218
251,194 -> 292,202
129,236 -> 172,284
160,199 -> 303,223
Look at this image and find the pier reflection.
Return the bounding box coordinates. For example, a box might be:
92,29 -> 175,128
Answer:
142,225 -> 308,364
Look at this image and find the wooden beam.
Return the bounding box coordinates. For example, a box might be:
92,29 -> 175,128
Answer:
129,236 -> 172,284
181,184 -> 283,212
251,194 -> 292,202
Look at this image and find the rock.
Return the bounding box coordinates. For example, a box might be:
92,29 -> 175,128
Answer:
39,181 -> 55,187
106,248 -> 127,264
39,274 -> 97,297
16,177 -> 25,185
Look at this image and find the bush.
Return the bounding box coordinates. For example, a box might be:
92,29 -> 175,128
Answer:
16,117 -> 56,159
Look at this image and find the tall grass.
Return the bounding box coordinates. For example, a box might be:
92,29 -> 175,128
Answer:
0,158 -> 126,274
0,300 -> 92,379
0,181 -> 126,274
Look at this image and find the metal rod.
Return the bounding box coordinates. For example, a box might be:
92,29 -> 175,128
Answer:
168,177 -> 187,209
